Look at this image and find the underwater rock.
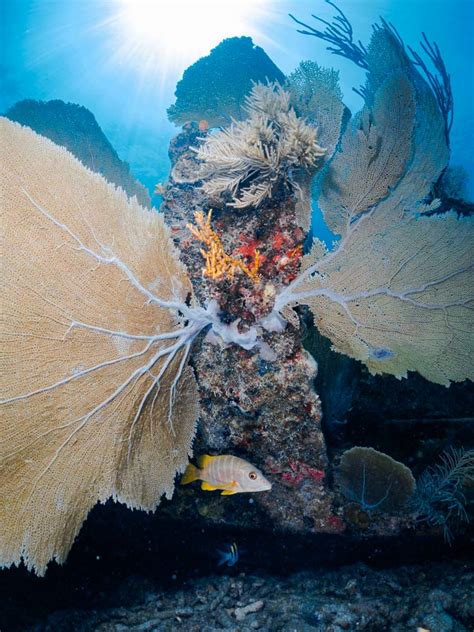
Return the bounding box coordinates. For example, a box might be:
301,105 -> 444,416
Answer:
161,122 -> 338,535
167,36 -> 285,127
5,99 -> 151,207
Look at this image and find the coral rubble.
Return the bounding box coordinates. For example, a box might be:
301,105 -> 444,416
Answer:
28,561 -> 474,631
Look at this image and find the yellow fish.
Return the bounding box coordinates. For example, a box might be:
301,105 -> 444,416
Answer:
180,455 -> 272,495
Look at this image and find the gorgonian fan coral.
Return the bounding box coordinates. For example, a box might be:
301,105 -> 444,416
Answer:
264,23 -> 473,386
285,60 -> 346,230
0,119 -> 200,574
194,82 -> 326,209
0,119 -> 254,574
338,447 -> 415,513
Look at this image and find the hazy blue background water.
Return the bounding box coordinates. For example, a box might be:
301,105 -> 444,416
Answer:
2,0 -> 473,198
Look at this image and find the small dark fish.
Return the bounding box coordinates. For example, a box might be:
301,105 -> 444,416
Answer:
216,542 -> 239,567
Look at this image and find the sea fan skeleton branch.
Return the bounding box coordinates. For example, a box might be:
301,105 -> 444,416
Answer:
267,207 -> 473,385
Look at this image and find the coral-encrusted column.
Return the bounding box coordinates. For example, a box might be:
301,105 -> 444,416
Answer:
161,123 -> 343,535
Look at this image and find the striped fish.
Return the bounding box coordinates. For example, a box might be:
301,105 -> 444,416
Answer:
180,454 -> 272,495
216,542 -> 239,567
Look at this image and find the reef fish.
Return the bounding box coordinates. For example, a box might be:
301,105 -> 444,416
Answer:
180,455 -> 272,495
216,542 -> 239,567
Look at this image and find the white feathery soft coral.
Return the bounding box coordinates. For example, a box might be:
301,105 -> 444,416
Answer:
194,82 -> 326,209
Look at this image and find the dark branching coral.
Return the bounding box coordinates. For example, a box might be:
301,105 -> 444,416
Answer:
411,448 -> 474,543
337,447 -> 415,513
435,165 -> 474,215
167,37 -> 285,128
407,32 -> 453,145
291,2 -> 453,146
289,0 -> 368,69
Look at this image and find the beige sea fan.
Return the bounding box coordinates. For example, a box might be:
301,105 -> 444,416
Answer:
318,25 -> 450,239
280,209 -> 474,385
194,82 -> 326,209
270,28 -> 474,386
0,118 -> 200,575
364,26 -> 450,216
287,61 -> 345,159
287,61 -> 346,230
318,72 -> 416,237
273,88 -> 474,386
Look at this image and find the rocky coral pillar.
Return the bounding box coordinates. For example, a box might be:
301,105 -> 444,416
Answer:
161,123 -> 342,534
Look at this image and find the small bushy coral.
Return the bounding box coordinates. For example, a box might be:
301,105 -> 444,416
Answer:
194,82 -> 326,209
411,447 -> 474,542
187,210 -> 261,282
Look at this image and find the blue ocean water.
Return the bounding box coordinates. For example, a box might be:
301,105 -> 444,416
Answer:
2,0 -> 473,205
